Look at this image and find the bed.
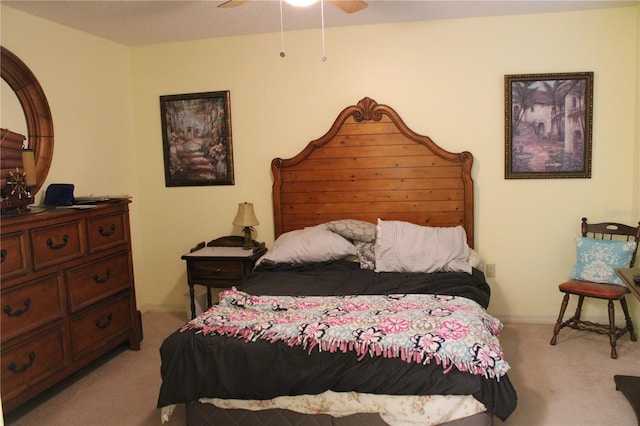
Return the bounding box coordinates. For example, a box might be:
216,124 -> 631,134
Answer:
158,97 -> 517,425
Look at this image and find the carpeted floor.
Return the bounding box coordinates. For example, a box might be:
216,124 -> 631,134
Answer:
3,311 -> 639,426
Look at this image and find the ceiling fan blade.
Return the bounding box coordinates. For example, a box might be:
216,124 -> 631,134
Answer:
218,0 -> 250,8
328,0 -> 368,14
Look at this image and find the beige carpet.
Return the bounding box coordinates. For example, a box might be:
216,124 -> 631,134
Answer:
3,311 -> 639,426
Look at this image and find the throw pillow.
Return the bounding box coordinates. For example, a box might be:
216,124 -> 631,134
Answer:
375,219 -> 471,274
258,224 -> 356,265
569,237 -> 637,285
326,219 -> 377,243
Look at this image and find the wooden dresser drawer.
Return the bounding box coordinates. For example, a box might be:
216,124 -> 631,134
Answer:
70,294 -> 133,359
31,220 -> 84,271
66,252 -> 132,312
1,274 -> 65,343
87,212 -> 127,254
0,199 -> 138,413
190,260 -> 244,282
0,231 -> 30,282
1,325 -> 67,401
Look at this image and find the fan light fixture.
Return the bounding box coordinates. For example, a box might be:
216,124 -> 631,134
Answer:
284,0 -> 317,6
219,0 -> 367,60
278,0 -> 327,61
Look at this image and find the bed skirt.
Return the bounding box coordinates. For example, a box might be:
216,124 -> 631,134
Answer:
184,401 -> 494,426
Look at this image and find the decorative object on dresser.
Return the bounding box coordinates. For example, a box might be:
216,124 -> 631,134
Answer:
0,129 -> 35,213
181,236 -> 267,319
232,201 -> 260,249
0,199 -> 140,413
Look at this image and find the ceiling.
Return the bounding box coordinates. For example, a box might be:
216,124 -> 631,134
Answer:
3,0 -> 637,47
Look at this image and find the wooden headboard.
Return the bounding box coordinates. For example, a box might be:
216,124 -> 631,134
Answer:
271,97 -> 475,248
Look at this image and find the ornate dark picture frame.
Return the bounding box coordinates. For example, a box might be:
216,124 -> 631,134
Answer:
160,90 -> 234,186
505,72 -> 593,179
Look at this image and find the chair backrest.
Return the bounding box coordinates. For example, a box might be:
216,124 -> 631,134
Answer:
581,217 -> 640,267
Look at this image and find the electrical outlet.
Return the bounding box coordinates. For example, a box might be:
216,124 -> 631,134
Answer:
485,264 -> 496,278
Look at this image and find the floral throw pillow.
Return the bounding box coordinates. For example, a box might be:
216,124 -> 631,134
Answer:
326,219 -> 376,243
569,237 -> 637,285
354,241 -> 375,270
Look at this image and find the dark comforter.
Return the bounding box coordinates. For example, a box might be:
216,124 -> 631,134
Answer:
158,260 -> 517,420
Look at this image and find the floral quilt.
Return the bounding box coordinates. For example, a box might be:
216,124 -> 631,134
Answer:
184,288 -> 510,379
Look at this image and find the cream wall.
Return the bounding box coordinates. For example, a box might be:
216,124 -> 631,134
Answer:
0,7 -> 143,305
0,9 -> 137,199
2,5 -> 639,326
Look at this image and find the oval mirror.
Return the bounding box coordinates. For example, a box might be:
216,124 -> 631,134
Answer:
1,46 -> 54,196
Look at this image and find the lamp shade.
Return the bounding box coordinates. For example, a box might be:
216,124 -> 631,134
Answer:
232,202 -> 259,227
22,149 -> 37,187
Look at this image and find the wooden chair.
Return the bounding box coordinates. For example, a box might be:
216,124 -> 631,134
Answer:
550,218 -> 640,359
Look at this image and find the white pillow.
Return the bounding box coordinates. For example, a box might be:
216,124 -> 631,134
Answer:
468,248 -> 484,270
375,219 -> 471,274
259,224 -> 356,265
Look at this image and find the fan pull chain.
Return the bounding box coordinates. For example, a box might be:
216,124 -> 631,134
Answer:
320,0 -> 326,62
279,0 -> 286,57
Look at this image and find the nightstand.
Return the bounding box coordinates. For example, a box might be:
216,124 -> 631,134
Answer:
613,268 -> 640,423
182,236 -> 267,319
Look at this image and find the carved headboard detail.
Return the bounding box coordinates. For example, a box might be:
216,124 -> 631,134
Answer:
271,97 -> 475,247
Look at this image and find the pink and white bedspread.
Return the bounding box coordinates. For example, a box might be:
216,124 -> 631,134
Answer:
183,288 -> 510,379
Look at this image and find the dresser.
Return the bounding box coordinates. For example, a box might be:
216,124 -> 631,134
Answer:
0,199 -> 140,413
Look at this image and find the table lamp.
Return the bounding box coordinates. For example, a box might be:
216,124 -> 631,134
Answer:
232,202 -> 259,250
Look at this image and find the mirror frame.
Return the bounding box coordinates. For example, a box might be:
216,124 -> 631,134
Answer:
1,46 -> 54,196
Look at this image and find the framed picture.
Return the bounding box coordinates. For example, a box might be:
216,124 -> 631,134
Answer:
160,90 -> 234,186
505,72 -> 593,179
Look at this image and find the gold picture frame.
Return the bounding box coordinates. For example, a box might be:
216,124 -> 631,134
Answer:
505,72 -> 593,179
160,90 -> 234,186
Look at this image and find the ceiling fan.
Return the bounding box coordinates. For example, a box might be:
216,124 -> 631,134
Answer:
218,0 -> 368,14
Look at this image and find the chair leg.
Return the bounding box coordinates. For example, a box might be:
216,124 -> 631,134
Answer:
620,297 -> 637,342
574,296 -> 585,321
608,300 -> 618,359
551,293 -> 570,345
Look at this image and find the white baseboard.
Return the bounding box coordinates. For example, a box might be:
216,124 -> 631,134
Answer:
499,315 -> 556,324
499,313 -> 633,325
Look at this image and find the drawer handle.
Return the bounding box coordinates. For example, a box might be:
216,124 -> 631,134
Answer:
46,234 -> 69,250
93,268 -> 111,284
4,298 -> 31,317
1,248 -> 6,263
8,351 -> 36,374
98,224 -> 116,237
95,313 -> 113,329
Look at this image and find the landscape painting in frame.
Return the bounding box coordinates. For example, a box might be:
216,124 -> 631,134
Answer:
161,90 -> 234,186
505,72 -> 593,179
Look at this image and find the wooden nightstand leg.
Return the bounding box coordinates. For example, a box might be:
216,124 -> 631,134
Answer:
189,284 -> 196,319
